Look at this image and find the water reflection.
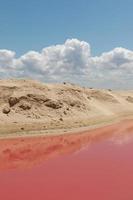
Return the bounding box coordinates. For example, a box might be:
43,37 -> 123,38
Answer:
0,119 -> 133,170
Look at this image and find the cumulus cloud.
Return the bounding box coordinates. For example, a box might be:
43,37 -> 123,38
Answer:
0,38 -> 133,88
0,50 -> 16,76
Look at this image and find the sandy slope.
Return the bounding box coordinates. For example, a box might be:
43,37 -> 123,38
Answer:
0,79 -> 133,137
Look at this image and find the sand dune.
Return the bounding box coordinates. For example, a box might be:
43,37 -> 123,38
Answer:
0,79 -> 133,137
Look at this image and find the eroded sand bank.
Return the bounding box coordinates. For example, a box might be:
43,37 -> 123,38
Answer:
0,79 -> 133,137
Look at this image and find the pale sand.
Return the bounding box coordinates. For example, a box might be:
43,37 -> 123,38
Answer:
0,79 -> 133,138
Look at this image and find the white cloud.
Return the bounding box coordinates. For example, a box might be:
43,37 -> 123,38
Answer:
0,39 -> 133,88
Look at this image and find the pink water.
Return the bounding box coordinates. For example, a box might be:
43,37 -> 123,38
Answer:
0,120 -> 133,200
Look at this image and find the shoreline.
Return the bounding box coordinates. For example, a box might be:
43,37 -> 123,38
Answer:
0,116 -> 133,170
0,113 -> 133,140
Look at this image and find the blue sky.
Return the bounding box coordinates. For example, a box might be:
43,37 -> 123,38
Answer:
0,0 -> 133,88
0,0 -> 133,56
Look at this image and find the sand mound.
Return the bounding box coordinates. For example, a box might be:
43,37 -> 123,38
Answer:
0,79 -> 133,135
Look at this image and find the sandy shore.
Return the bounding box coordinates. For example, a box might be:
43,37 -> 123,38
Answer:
0,118 -> 133,170
0,113 -> 133,139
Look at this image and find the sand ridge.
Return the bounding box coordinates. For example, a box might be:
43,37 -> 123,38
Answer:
0,79 -> 133,136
